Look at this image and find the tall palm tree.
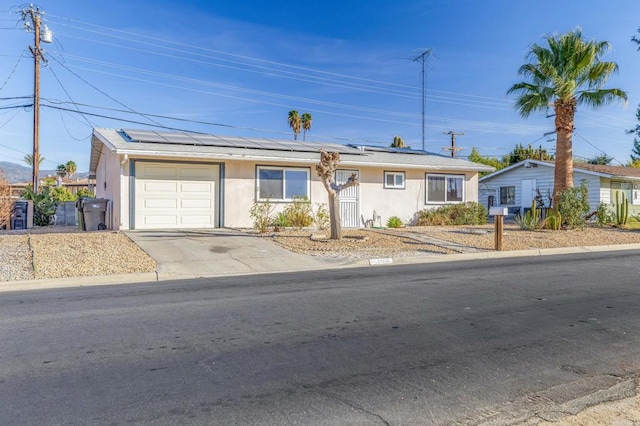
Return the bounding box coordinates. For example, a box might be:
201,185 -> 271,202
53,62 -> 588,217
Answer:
65,160 -> 77,178
288,110 -> 301,140
507,29 -> 627,204
301,113 -> 313,141
23,153 -> 45,168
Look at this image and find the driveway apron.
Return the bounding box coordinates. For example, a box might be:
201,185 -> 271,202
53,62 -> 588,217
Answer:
124,229 -> 342,279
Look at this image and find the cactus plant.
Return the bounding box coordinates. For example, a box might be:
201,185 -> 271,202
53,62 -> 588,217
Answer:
614,191 -> 629,226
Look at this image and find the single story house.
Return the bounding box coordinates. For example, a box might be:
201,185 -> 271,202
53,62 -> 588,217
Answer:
479,159 -> 640,215
89,128 -> 493,230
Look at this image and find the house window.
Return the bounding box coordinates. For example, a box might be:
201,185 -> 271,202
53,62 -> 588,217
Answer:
500,186 -> 516,205
257,166 -> 310,201
384,171 -> 405,189
426,174 -> 464,203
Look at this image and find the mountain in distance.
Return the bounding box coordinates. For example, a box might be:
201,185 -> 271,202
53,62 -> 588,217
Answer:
0,161 -> 87,184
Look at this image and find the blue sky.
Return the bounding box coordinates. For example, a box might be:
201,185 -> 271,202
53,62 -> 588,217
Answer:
1,0 -> 640,173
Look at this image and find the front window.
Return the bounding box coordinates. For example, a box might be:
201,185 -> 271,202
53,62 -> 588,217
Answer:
257,166 -> 309,200
426,174 -> 464,203
384,171 -> 405,189
500,186 -> 516,205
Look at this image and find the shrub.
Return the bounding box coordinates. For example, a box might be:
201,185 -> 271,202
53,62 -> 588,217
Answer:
22,185 -> 57,226
283,196 -> 313,229
386,216 -> 403,228
0,174 -> 11,229
417,202 -> 488,226
272,212 -> 291,230
595,202 -> 614,227
557,180 -> 590,229
313,202 -> 330,230
250,198 -> 274,233
76,188 -> 95,199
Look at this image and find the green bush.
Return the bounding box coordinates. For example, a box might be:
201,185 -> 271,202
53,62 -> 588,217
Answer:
22,186 -> 57,226
76,188 -> 95,199
557,180 -> 590,229
250,198 -> 274,233
386,216 -> 403,228
313,203 -> 330,230
283,196 -> 313,229
272,212 -> 291,229
595,202 -> 614,227
417,202 -> 488,226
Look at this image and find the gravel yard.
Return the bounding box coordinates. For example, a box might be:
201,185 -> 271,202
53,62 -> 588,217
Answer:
266,224 -> 640,257
0,228 -> 156,281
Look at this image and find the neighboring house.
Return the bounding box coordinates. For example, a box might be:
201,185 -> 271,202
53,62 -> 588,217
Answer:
479,159 -> 640,215
89,128 -> 493,230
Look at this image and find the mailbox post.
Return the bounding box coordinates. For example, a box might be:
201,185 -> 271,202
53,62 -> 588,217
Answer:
489,207 -> 508,251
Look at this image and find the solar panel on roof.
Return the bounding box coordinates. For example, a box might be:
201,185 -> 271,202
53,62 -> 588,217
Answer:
121,129 -> 366,154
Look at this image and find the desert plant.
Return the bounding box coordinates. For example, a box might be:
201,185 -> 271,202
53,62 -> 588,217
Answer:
594,202 -> 614,227
313,202 -> 330,230
386,216 -> 403,228
614,191 -> 629,226
283,196 -> 314,229
543,209 -> 562,230
556,180 -> 590,229
22,185 -> 57,226
249,198 -> 274,233
272,212 -> 291,230
515,201 -> 541,230
417,202 -> 488,226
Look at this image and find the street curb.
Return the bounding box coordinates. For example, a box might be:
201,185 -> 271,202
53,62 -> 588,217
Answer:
2,243 -> 640,292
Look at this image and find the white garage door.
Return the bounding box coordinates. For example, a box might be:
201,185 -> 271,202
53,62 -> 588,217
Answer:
134,162 -> 219,229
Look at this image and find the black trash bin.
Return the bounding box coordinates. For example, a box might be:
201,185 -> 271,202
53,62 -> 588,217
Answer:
11,201 -> 28,230
79,198 -> 109,231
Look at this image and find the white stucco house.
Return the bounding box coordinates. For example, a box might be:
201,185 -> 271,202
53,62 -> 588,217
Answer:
89,128 -> 493,230
479,159 -> 640,215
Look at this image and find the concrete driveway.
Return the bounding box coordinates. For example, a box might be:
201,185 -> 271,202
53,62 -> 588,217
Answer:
125,228 -> 347,280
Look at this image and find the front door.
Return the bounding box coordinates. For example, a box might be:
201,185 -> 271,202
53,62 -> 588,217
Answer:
335,169 -> 359,228
521,179 -> 536,210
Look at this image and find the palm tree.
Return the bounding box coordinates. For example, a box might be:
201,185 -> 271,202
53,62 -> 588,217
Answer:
507,29 -> 627,204
65,160 -> 77,178
288,110 -> 301,140
23,153 -> 45,168
301,113 -> 313,141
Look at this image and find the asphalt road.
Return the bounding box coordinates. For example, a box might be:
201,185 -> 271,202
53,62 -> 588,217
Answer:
1,251 -> 640,425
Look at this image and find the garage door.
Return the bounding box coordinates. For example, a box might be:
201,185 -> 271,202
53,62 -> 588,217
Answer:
134,162 -> 219,229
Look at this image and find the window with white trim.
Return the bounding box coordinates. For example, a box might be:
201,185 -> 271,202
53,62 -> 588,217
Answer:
257,166 -> 310,201
384,171 -> 405,189
426,174 -> 464,203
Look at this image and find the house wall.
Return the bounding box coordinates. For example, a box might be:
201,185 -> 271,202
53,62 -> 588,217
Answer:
479,165 -> 602,213
223,160 -> 479,228
95,145 -> 124,230
103,151 -> 482,230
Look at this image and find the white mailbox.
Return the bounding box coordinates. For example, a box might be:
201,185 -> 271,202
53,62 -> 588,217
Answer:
489,207 -> 508,216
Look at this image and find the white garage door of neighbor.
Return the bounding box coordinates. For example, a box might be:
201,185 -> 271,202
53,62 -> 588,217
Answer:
134,162 -> 219,229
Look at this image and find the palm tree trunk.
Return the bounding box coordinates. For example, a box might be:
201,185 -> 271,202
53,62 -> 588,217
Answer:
553,99 -> 576,206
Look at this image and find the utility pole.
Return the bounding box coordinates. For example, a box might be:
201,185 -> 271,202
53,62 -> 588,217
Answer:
413,49 -> 431,152
443,131 -> 464,158
20,5 -> 52,192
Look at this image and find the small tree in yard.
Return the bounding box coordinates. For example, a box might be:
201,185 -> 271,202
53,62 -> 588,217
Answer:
316,150 -> 359,240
